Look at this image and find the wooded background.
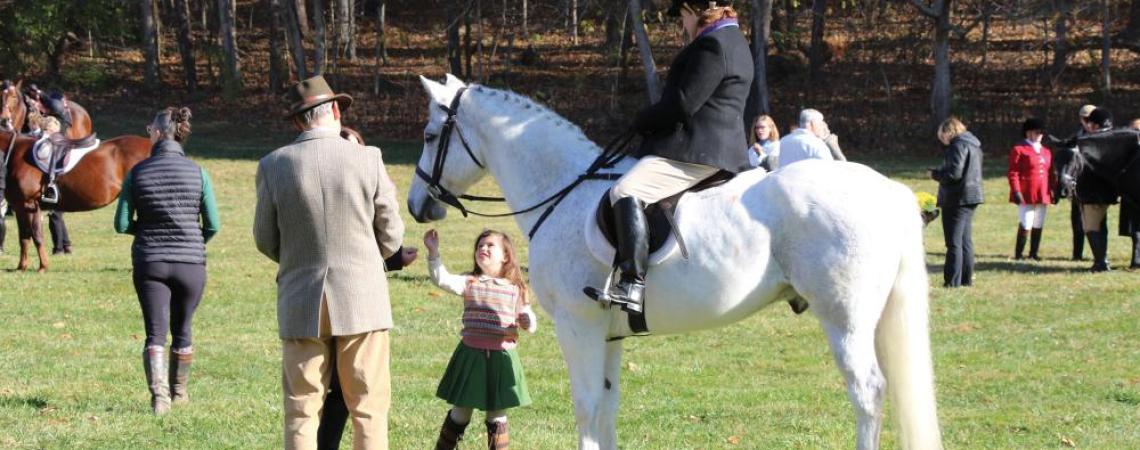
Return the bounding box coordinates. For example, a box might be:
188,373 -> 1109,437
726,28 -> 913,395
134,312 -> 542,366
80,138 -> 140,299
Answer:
2,0 -> 1139,153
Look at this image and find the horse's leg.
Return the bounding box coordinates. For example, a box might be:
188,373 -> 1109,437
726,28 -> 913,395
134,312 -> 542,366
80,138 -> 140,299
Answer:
15,208 -> 32,271
597,339 -> 623,447
552,306 -> 612,450
30,210 -> 48,272
820,320 -> 886,450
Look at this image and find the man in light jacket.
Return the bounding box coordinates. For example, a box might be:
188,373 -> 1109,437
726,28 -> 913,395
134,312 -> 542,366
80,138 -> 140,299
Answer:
775,109 -> 835,168
254,75 -> 405,450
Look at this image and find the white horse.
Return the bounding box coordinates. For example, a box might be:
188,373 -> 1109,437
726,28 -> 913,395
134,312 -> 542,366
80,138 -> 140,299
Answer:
408,75 -> 943,450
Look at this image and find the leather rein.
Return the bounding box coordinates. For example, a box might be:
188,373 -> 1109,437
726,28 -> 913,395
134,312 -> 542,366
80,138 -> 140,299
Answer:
415,87 -> 634,239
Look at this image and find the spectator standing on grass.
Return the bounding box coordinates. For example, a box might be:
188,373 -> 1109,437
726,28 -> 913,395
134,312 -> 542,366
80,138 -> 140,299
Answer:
1008,118 -> 1055,261
747,114 -> 780,170
776,109 -> 834,168
424,228 -> 537,450
930,117 -> 983,288
1117,118 -> 1140,269
114,107 -> 220,415
254,75 -> 404,450
1076,108 -> 1119,272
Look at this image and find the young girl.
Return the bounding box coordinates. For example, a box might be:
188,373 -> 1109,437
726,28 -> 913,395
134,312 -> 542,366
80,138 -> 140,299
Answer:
424,228 -> 537,450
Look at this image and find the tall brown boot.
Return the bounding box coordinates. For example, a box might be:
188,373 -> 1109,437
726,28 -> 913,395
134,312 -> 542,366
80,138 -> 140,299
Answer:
142,346 -> 171,415
434,411 -> 468,450
486,419 -> 508,450
169,349 -> 193,405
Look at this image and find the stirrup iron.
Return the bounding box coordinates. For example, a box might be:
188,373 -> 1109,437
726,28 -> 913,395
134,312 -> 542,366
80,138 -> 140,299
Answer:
41,183 -> 60,204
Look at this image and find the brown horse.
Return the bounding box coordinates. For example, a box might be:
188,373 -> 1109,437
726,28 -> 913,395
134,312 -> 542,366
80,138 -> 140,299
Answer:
2,131 -> 152,271
0,81 -> 27,133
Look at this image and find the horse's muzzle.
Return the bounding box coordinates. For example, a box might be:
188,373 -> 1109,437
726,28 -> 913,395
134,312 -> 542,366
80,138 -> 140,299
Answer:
409,197 -> 448,223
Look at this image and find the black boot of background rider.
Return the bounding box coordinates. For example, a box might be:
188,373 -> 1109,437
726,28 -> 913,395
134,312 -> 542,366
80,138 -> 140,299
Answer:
49,212 -> 71,255
1014,228 -> 1028,260
1028,228 -> 1043,261
1088,230 -> 1111,272
609,196 -> 649,314
1130,233 -> 1140,269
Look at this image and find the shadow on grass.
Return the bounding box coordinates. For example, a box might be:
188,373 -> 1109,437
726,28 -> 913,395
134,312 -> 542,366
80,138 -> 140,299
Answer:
0,395 -> 49,410
925,259 -> 1087,275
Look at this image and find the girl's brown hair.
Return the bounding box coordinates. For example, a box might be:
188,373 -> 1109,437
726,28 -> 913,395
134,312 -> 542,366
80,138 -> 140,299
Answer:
152,107 -> 193,143
470,229 -> 530,305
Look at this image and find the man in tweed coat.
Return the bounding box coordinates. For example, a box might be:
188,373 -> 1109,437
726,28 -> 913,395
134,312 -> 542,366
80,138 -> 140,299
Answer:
254,75 -> 405,450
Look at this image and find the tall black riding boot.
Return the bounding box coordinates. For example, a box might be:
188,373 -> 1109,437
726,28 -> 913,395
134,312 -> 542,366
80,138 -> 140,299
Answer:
1028,228 -> 1043,261
1014,228 -> 1028,260
1088,230 -> 1111,272
609,197 -> 649,314
1131,234 -> 1140,269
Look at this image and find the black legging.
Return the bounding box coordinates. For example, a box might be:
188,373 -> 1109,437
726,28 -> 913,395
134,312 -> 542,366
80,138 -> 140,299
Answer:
49,211 -> 70,251
941,204 -> 977,287
133,261 -> 206,350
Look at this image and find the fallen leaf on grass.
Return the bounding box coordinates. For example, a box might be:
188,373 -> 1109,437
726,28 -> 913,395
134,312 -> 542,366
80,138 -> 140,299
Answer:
626,362 -> 639,373
687,415 -> 702,423
953,323 -> 976,333
52,322 -> 65,329
1060,436 -> 1076,447
726,435 -> 741,445
428,292 -> 442,298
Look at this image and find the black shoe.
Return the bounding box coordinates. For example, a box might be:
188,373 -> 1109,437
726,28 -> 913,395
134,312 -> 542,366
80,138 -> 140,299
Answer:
52,248 -> 65,255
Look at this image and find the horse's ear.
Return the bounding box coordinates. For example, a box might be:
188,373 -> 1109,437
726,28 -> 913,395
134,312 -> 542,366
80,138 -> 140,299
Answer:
444,73 -> 467,88
420,75 -> 452,107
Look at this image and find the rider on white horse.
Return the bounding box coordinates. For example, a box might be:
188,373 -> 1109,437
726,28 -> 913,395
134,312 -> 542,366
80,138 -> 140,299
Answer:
589,0 -> 754,315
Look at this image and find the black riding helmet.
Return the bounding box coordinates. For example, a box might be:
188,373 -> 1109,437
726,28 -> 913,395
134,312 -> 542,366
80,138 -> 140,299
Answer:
667,0 -> 734,17
1087,108 -> 1113,130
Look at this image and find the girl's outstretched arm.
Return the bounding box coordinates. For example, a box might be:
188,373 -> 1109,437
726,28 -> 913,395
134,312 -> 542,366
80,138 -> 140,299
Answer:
428,256 -> 468,295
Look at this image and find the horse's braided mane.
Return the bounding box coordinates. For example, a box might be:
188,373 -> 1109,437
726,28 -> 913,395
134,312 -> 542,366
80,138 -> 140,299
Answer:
469,84 -> 597,147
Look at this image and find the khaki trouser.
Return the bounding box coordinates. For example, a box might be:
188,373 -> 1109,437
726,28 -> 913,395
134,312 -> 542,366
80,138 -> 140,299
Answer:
283,298 -> 391,450
609,156 -> 720,204
1081,204 -> 1110,233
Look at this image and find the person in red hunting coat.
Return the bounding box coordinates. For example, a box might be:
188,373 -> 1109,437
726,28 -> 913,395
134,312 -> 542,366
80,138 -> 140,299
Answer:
1008,118 -> 1057,260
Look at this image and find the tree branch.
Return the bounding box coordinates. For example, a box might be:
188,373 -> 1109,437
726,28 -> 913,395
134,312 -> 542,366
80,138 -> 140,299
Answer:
910,0 -> 942,19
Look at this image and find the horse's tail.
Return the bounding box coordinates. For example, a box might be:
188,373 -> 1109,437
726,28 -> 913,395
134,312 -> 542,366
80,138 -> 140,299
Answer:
876,219 -> 943,450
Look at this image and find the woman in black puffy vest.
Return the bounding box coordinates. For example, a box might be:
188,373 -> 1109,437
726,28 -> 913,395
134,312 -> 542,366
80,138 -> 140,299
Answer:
114,107 -> 221,415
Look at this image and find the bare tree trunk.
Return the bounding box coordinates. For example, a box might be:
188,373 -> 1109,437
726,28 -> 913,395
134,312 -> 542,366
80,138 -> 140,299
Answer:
335,0 -> 351,60
269,0 -> 287,91
476,0 -> 485,82
294,0 -> 308,35
523,0 -> 528,37
310,0 -> 327,74
378,0 -> 388,65
808,0 -> 827,82
176,0 -> 198,93
1101,0 -> 1112,96
629,0 -> 660,103
346,0 -> 356,60
912,0 -> 953,126
1122,0 -> 1140,41
1050,0 -> 1071,90
284,0 -> 308,79
747,0 -> 774,121
142,0 -> 160,89
447,3 -> 463,76
154,0 -> 164,61
571,0 -> 579,45
217,0 -> 242,94
464,7 -> 473,78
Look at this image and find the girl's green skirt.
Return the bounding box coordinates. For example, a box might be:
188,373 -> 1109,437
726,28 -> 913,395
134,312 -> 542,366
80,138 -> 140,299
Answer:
436,342 -> 531,411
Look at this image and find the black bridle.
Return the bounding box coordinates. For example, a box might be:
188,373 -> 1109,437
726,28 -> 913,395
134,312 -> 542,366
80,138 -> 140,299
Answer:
414,86 -> 634,239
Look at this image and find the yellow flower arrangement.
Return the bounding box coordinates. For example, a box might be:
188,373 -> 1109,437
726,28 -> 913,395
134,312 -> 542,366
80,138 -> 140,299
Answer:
915,191 -> 937,212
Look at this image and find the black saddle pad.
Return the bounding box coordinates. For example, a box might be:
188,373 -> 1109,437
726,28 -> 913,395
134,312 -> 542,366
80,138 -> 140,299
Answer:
594,170 -> 735,256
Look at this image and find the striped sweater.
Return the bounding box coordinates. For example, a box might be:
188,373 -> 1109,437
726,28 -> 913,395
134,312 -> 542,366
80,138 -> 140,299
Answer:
429,257 -> 537,350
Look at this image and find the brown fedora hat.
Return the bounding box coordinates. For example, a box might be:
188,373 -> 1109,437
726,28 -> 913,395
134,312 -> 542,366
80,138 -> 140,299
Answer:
284,75 -> 353,119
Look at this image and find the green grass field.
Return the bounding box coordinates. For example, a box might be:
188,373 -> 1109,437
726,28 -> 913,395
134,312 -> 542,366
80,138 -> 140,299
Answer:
2,118 -> 1138,449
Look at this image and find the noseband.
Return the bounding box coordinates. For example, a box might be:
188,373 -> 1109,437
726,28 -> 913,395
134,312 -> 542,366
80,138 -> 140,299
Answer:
414,86 -> 633,239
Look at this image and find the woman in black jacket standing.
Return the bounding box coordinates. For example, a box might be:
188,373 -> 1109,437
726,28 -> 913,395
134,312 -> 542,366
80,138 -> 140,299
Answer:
114,108 -> 221,414
588,0 -> 753,315
930,117 -> 984,287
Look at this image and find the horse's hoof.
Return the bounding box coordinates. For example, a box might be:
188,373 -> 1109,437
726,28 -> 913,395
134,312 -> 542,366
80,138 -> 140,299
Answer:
37,267 -> 47,274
